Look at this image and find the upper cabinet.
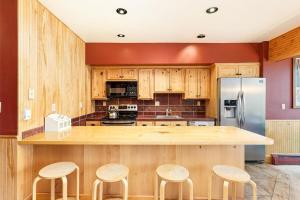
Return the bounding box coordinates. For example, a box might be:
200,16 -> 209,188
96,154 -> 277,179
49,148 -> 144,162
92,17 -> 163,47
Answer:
92,68 -> 107,100
184,68 -> 210,99
217,63 -> 259,78
154,68 -> 185,93
138,69 -> 154,99
107,68 -> 137,80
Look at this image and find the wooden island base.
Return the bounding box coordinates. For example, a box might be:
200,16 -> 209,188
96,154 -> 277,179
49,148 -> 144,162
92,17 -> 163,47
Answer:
32,145 -> 244,200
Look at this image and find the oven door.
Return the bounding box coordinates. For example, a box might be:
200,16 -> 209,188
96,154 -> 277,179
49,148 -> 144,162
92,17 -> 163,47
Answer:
101,121 -> 136,126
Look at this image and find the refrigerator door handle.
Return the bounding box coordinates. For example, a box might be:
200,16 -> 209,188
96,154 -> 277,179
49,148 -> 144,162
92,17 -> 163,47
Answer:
237,91 -> 242,127
241,91 -> 245,127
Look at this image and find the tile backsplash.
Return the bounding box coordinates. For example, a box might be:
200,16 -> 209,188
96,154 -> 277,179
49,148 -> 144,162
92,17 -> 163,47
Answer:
95,94 -> 206,117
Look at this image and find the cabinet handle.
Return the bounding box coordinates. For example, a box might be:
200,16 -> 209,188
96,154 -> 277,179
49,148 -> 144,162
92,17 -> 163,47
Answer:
176,124 -> 181,126
142,124 -> 147,126
161,124 -> 168,126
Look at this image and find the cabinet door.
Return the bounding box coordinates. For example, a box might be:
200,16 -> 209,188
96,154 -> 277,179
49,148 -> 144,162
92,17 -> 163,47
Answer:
154,69 -> 170,92
169,68 -> 185,92
184,69 -> 198,99
155,121 -> 171,126
92,69 -> 106,99
138,69 -> 154,99
198,69 -> 210,99
122,68 -> 138,80
107,69 -> 122,80
217,65 -> 239,77
238,64 -> 259,77
170,121 -> 187,126
136,121 -> 154,126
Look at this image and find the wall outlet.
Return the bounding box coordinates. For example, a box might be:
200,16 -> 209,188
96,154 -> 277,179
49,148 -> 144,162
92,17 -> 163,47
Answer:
51,104 -> 56,112
79,102 -> 83,109
197,101 -> 201,106
103,101 -> 106,106
28,88 -> 35,100
24,108 -> 31,120
281,104 -> 286,110
155,101 -> 160,106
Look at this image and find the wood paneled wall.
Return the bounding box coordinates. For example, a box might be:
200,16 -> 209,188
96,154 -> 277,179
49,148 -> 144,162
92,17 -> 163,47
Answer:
0,137 -> 17,200
266,120 -> 300,156
18,0 -> 92,135
269,27 -> 300,61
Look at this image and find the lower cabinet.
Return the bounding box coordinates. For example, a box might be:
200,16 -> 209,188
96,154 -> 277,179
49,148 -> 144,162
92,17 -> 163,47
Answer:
86,121 -> 101,126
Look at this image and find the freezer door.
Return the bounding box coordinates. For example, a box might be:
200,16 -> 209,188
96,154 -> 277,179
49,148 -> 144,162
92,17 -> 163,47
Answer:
218,78 -> 241,126
241,78 -> 266,161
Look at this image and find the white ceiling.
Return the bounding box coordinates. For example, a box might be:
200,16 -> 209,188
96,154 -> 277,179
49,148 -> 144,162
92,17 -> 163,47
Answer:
38,0 -> 300,43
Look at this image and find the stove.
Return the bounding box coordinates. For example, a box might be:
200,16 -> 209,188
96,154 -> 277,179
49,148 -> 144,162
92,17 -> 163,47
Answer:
101,104 -> 137,126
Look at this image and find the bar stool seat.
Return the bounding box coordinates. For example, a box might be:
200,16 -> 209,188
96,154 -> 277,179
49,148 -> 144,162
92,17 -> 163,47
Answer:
96,163 -> 129,182
213,165 -> 250,183
39,162 -> 77,179
208,165 -> 256,200
155,164 -> 193,200
93,163 -> 129,200
156,164 -> 189,182
32,162 -> 80,200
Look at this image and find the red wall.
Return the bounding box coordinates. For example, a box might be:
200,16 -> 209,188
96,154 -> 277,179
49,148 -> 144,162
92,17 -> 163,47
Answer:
86,43 -> 260,65
0,0 -> 18,135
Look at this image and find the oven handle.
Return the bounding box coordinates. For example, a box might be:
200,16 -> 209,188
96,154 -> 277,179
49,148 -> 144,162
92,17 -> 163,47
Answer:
101,121 -> 136,125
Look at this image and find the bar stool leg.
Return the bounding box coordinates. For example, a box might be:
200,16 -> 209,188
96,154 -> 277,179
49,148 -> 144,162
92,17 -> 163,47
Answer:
62,176 -> 68,200
122,178 -> 128,200
223,181 -> 229,200
208,172 -> 213,200
32,176 -> 42,200
159,180 -> 167,200
249,180 -> 257,200
186,178 -> 193,200
51,179 -> 55,200
231,182 -> 237,200
179,182 -> 183,200
75,166 -> 80,200
98,180 -> 103,200
92,179 -> 100,200
154,174 -> 159,200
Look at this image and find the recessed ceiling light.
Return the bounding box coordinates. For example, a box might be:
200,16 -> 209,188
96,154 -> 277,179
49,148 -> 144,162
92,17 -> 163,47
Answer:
197,34 -> 206,39
117,34 -> 125,38
206,7 -> 218,14
116,8 -> 127,15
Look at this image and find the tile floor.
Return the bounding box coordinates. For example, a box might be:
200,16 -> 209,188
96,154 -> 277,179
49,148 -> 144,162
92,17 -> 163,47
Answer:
245,164 -> 300,200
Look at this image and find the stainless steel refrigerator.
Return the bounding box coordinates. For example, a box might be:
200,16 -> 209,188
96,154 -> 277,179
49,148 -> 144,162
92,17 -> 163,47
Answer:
217,78 -> 266,161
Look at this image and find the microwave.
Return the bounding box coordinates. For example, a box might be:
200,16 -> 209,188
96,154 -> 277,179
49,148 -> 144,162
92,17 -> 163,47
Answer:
106,81 -> 137,98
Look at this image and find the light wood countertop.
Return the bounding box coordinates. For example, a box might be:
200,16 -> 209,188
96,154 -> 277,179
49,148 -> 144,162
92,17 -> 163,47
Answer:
18,126 -> 273,145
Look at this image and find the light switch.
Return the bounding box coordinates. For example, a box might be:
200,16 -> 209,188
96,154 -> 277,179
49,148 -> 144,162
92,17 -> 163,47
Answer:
79,102 -> 83,109
24,108 -> 31,120
0,101 -> 2,113
197,101 -> 201,106
51,104 -> 56,112
281,104 -> 286,110
103,101 -> 106,106
28,88 -> 35,100
155,101 -> 160,106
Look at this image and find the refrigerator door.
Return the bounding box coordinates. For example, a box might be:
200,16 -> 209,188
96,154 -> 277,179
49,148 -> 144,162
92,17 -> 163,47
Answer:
241,78 -> 266,161
218,78 -> 241,127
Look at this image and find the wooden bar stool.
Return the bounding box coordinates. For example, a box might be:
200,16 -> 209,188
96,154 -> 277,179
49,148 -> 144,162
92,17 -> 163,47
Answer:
92,163 -> 129,200
154,164 -> 193,200
208,165 -> 257,200
32,162 -> 79,200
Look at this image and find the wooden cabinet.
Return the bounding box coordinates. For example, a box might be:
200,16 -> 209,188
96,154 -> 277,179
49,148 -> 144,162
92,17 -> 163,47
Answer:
136,121 -> 155,126
86,121 -> 101,126
107,68 -> 137,80
185,68 -> 210,99
92,69 -> 107,100
138,69 -> 154,99
155,121 -> 187,126
154,68 -> 185,93
217,63 -> 259,78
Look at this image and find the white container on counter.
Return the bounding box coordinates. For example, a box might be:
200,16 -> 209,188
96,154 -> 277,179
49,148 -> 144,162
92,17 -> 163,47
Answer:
44,114 -> 71,139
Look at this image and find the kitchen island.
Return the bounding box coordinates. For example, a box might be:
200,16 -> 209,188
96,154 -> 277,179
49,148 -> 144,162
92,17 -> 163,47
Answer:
19,126 -> 273,199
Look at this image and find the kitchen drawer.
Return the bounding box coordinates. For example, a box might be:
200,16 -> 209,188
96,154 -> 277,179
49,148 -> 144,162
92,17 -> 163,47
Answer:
155,121 -> 171,126
86,121 -> 101,126
170,121 -> 187,126
136,121 -> 155,126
